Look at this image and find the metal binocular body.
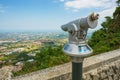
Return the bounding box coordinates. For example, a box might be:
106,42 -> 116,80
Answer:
61,13 -> 99,61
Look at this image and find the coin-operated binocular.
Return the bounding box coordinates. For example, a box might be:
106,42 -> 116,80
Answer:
61,12 -> 99,62
61,12 -> 99,80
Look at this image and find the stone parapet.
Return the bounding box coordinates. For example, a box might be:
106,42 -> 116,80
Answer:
12,49 -> 120,80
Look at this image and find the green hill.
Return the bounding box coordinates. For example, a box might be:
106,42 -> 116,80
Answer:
88,0 -> 120,55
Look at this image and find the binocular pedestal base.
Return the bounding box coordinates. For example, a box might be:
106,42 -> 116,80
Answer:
72,62 -> 83,80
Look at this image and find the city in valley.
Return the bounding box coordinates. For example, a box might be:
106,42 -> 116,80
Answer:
0,31 -> 68,77
0,31 -> 92,78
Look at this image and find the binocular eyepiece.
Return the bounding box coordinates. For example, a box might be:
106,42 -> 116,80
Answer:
61,12 -> 99,44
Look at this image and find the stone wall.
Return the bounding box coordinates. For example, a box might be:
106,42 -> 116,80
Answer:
83,60 -> 120,80
12,49 -> 120,80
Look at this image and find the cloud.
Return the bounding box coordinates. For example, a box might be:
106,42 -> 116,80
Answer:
53,0 -> 65,3
99,7 -> 116,21
59,0 -> 65,2
57,0 -> 117,31
65,0 -> 116,9
62,0 -> 117,11
62,0 -> 117,23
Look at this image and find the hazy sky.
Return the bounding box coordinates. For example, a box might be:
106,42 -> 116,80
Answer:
0,0 -> 117,31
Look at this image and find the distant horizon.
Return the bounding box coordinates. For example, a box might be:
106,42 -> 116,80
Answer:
0,29 -> 62,33
0,26 -> 100,33
0,27 -> 95,33
0,29 -> 97,34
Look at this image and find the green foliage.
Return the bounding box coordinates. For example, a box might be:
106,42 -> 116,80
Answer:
116,0 -> 120,6
13,45 -> 70,76
16,52 -> 33,61
88,29 -> 107,47
113,7 -> 120,17
93,45 -> 111,54
101,16 -> 112,29
88,1 -> 120,54
13,62 -> 38,76
35,45 -> 70,69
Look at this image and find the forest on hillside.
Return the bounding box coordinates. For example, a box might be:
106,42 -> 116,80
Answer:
88,0 -> 120,54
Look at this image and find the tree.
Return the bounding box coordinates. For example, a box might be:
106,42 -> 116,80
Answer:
116,0 -> 120,6
35,45 -> 70,69
101,16 -> 112,32
113,0 -> 120,18
88,0 -> 120,54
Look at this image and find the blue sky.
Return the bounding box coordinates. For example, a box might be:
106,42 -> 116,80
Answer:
0,0 -> 117,32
